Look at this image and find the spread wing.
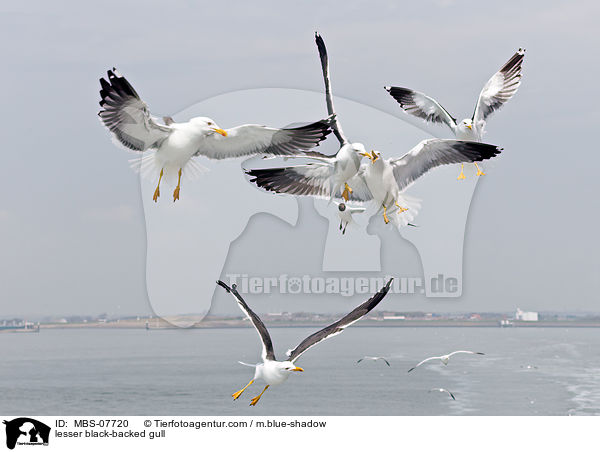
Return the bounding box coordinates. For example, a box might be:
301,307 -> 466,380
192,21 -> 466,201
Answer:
217,281 -> 276,361
346,205 -> 367,214
315,32 -> 348,146
472,49 -> 525,127
408,356 -> 439,373
195,117 -> 334,160
246,162 -> 372,202
286,279 -> 393,363
390,139 -> 502,191
385,86 -> 457,133
246,162 -> 333,197
448,350 -> 485,357
98,68 -> 172,151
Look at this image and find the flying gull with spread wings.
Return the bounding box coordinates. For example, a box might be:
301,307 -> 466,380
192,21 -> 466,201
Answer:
250,138 -> 502,226
216,278 -> 393,406
408,350 -> 485,373
245,32 -> 371,203
429,388 -> 456,400
337,202 -> 366,235
385,49 -> 524,179
98,68 -> 334,202
356,356 -> 391,366
344,140 -> 502,225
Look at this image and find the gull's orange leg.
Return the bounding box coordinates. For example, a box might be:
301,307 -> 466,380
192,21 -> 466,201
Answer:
474,162 -> 485,176
249,385 -> 270,406
395,201 -> 408,213
173,168 -> 182,202
341,183 -> 353,201
232,379 -> 254,401
382,205 -> 389,224
457,164 -> 466,181
153,169 -> 163,202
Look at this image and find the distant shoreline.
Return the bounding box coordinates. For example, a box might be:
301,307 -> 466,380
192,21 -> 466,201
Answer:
3,319 -> 599,332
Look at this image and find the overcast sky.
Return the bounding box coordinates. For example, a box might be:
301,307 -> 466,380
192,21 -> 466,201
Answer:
0,0 -> 598,319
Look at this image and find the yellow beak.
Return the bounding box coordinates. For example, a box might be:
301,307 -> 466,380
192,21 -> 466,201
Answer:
466,124 -> 472,130
211,128 -> 228,137
359,152 -> 378,163
291,367 -> 304,372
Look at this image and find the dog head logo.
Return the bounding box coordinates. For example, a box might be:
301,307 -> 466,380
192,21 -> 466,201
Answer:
3,418 -> 50,450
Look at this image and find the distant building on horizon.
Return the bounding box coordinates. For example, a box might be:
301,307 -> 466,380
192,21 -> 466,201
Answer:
515,308 -> 538,322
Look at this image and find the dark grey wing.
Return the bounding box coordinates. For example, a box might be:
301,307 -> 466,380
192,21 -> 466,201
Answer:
385,86 -> 457,133
315,32 -> 348,146
472,49 -> 525,125
246,162 -> 333,198
286,279 -> 393,363
197,117 -> 334,159
216,281 -> 276,361
246,162 -> 372,202
390,139 -> 502,191
98,68 -> 172,151
382,358 -> 391,367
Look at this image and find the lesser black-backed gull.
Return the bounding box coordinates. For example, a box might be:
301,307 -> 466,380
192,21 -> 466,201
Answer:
244,33 -> 371,203
429,388 -> 456,400
385,49 -> 524,179
408,350 -> 485,372
356,356 -> 391,366
216,278 -> 393,406
98,68 -> 334,202
253,139 -> 501,226
337,202 -> 366,235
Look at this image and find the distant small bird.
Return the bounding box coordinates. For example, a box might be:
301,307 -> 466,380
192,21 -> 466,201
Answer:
408,350 -> 484,372
520,365 -> 538,370
356,356 -> 391,366
337,203 -> 366,234
429,388 -> 456,400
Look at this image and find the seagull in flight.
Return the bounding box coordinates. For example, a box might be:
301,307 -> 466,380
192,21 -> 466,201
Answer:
337,202 -> 366,235
385,48 -> 525,179
429,388 -> 456,400
356,356 -> 391,366
98,68 -> 334,202
216,278 -> 393,406
340,140 -> 502,225
249,139 -> 501,226
245,32 -> 371,203
408,351 -> 485,372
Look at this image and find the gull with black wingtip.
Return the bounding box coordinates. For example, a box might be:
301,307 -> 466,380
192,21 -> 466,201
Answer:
385,49 -> 525,179
217,278 -> 393,406
408,350 -> 485,373
98,68 -> 334,202
245,32 -> 371,204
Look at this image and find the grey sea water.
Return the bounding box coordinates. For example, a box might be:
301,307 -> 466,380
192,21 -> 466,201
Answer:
1,327 -> 599,415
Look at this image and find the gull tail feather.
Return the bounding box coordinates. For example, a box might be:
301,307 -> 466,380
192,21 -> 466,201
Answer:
129,151 -> 209,184
238,361 -> 259,368
391,194 -> 422,228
